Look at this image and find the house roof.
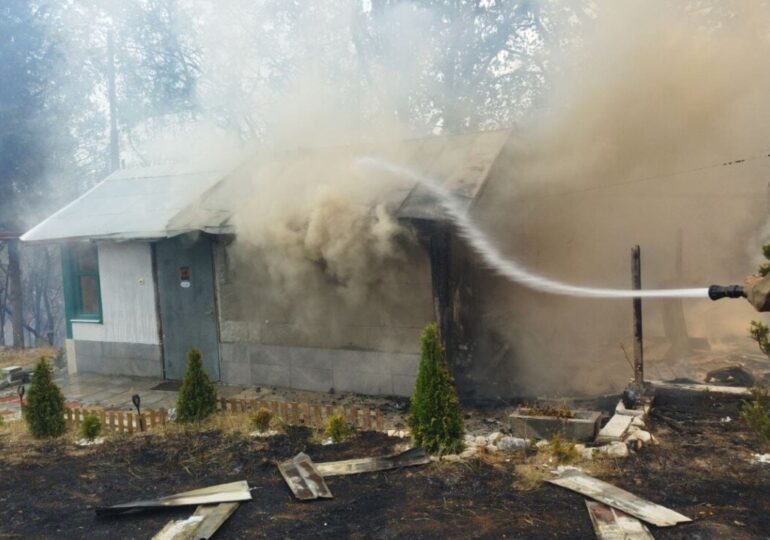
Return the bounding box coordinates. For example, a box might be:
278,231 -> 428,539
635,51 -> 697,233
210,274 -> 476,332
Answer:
22,129 -> 511,243
21,164 -> 228,243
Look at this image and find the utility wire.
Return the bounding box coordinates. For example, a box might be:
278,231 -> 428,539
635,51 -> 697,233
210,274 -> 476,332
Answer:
530,151 -> 770,199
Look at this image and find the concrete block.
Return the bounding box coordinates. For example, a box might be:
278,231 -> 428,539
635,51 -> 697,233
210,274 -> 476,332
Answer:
101,341 -> 130,359
249,345 -> 286,367
75,340 -> 103,359
333,370 -> 393,395
615,400 -> 645,418
334,351 -> 391,376
290,365 -> 334,392
219,321 -> 250,342
290,348 -> 333,370
220,343 -> 248,364
251,362 -> 290,388
508,409 -> 603,442
596,414 -> 634,443
387,353 -> 420,376
74,340 -> 161,378
221,361 -> 251,385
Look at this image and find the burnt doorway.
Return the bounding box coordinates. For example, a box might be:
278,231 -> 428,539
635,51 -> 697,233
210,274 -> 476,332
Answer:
155,235 -> 220,380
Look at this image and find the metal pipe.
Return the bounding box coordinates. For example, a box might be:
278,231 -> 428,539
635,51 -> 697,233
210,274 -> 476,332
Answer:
631,246 -> 644,385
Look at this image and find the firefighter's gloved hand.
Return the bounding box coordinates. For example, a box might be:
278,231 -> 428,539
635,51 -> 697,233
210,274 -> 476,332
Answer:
744,274 -> 770,312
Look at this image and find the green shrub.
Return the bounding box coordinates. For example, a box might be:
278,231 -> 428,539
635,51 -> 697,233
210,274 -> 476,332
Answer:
325,412 -> 353,443
741,386 -> 770,448
81,413 -> 102,441
408,323 -> 464,455
750,321 -> 770,357
176,348 -> 217,423
251,408 -> 274,433
548,433 -> 578,464
24,358 -> 66,438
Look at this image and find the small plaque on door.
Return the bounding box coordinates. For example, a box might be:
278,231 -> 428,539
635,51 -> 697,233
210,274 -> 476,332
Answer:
180,266 -> 191,288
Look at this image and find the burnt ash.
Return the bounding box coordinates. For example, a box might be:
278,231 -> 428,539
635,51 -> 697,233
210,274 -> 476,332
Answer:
0,394 -> 768,539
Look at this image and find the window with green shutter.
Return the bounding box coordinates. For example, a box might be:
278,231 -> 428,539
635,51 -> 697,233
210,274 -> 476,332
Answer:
62,243 -> 102,336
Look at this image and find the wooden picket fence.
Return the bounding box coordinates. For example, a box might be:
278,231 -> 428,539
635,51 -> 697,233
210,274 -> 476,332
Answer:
65,407 -> 166,434
215,397 -> 385,432
63,397 -> 385,434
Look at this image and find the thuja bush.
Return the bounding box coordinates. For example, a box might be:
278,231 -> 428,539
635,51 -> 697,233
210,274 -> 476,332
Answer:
81,413 -> 102,441
176,348 -> 217,423
325,412 -> 353,443
408,323 -> 464,455
24,358 -> 66,438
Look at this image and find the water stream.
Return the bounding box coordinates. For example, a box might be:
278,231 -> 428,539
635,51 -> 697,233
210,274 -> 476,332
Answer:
358,156 -> 709,300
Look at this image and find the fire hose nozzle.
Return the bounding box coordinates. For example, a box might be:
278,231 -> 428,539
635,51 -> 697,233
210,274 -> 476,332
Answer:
708,284 -> 745,301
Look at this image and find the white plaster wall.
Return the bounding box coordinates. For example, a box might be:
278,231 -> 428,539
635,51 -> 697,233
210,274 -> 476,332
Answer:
72,242 -> 160,344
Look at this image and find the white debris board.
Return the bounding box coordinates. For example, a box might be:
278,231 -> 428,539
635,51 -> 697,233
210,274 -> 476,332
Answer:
586,500 -> 655,539
548,470 -> 691,527
278,453 -> 333,500
153,503 -> 240,540
596,414 -> 634,443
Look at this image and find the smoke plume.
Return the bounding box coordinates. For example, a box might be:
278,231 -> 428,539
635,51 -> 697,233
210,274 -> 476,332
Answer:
468,1 -> 770,397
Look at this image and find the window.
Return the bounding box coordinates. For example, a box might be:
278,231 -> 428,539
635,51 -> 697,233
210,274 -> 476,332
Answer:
63,243 -> 102,327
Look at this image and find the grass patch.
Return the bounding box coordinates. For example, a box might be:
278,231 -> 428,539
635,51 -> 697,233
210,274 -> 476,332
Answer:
0,347 -> 58,369
547,434 -> 578,464
513,464 -> 550,491
520,403 -> 575,419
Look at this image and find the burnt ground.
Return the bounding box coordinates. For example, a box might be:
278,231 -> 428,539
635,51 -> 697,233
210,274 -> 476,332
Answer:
1,393 -> 769,539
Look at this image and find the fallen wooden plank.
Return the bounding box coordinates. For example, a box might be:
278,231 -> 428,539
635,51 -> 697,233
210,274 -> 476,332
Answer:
586,501 -> 655,539
153,515 -> 204,540
315,447 -> 430,477
596,414 -> 634,443
648,380 -> 751,396
191,503 -> 240,539
548,470 -> 691,527
278,452 -> 333,500
153,503 -> 240,540
96,481 -> 252,515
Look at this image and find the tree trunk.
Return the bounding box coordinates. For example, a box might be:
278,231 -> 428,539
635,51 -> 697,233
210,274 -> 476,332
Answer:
8,240 -> 24,348
43,248 -> 54,345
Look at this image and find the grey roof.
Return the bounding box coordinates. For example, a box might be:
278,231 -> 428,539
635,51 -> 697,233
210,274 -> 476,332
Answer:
22,129 -> 511,243
21,164 -> 227,242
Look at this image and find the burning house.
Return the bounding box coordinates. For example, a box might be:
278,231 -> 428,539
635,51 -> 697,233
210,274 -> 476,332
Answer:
21,130 -> 511,397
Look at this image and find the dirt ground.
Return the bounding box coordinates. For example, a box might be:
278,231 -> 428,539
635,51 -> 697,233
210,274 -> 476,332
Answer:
1,392 -> 769,539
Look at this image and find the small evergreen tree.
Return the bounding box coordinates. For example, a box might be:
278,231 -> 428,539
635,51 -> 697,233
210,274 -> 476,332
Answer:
750,241 -> 770,357
408,323 -> 464,455
24,358 -> 66,438
176,348 -> 217,423
81,413 -> 102,441
325,412 -> 353,443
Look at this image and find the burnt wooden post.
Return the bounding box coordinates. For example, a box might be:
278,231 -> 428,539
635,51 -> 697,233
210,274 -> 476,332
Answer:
631,245 -> 644,385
